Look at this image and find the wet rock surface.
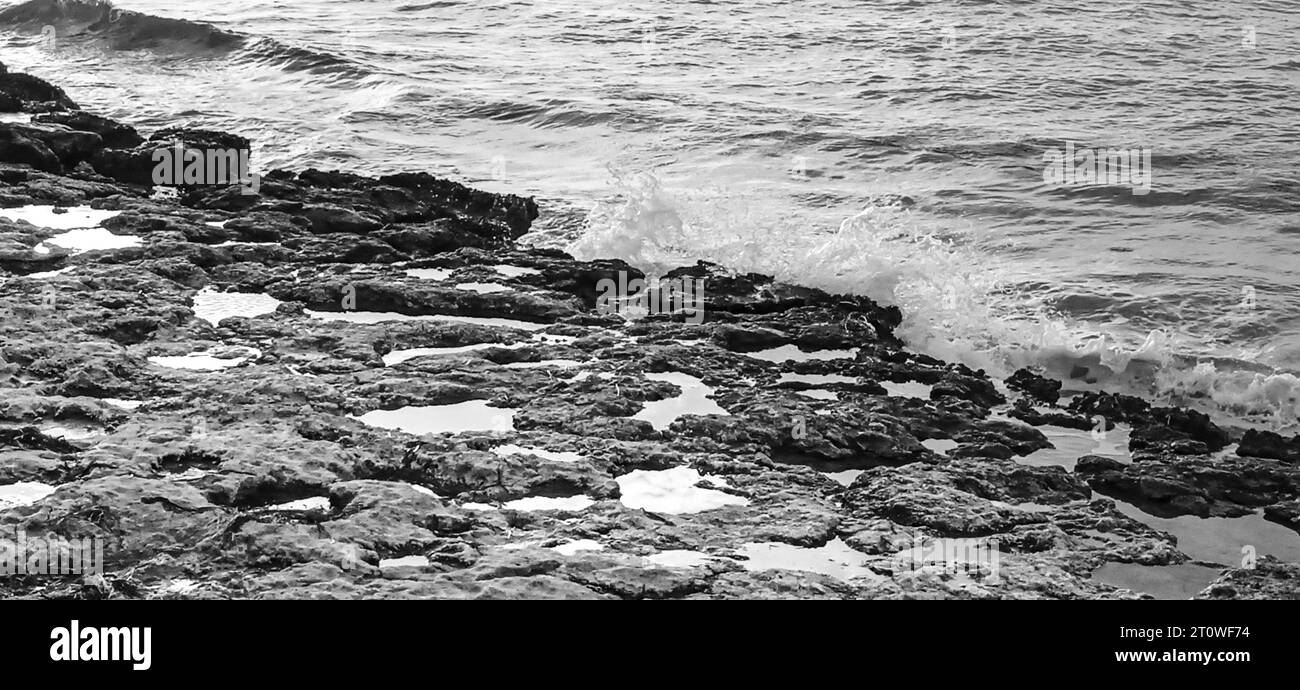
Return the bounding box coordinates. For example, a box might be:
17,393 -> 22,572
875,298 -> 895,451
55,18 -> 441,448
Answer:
1,63 -> 1297,599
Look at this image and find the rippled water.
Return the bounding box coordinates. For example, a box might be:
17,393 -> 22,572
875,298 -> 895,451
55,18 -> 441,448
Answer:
3,0 -> 1298,425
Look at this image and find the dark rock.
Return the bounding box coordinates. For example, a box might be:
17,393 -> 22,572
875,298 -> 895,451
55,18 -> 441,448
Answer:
34,111 -> 145,148
0,126 -> 62,173
1238,429 -> 1300,463
2,122 -> 102,168
931,370 -> 1005,408
1076,451 -> 1300,519
1066,391 -> 1151,423
1005,368 -> 1061,404
1005,399 -> 1093,430
1195,557 -> 1300,600
304,204 -> 384,234
0,70 -> 78,111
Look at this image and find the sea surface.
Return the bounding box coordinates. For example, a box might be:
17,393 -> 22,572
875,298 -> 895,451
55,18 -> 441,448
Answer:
2,0 -> 1298,429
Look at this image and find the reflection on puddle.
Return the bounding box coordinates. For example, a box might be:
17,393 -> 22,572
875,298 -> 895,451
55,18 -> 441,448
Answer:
646,550 -> 722,569
267,497 -> 331,512
38,227 -> 140,254
1092,562 -> 1224,600
1113,499 -> 1300,565
0,481 -> 57,508
102,398 -> 144,410
380,555 -> 429,568
744,345 -> 856,363
796,389 -> 839,401
41,424 -> 102,441
494,264 -> 540,278
882,381 -> 933,400
823,469 -> 864,487
615,467 -> 749,514
736,538 -> 880,582
0,205 -> 121,230
504,359 -> 584,369
456,282 -> 512,294
501,495 -> 594,512
148,348 -> 257,371
1017,424 -> 1132,471
778,373 -> 856,385
404,268 -> 453,281
922,439 -> 959,455
386,333 -> 575,366
26,266 -> 75,279
383,342 -> 517,366
491,445 -> 586,463
213,240 -> 277,247
162,579 -> 201,595
552,539 -> 603,556
306,310 -> 551,331
350,401 -> 516,435
191,288 -> 282,325
633,372 -> 730,430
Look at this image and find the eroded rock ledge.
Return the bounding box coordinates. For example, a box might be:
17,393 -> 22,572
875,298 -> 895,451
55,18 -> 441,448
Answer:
1,63 -> 1297,600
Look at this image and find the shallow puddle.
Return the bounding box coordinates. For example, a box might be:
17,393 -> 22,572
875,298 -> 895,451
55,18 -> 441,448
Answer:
379,555 -> 429,568
404,267 -> 453,281
645,550 -> 722,569
491,445 -> 586,463
736,538 -> 880,582
25,266 -> 75,279
267,497 -> 331,512
778,373 -> 856,385
456,282 -> 512,294
0,481 -> 57,508
744,345 -> 856,363
38,227 -> 140,254
1016,424 -> 1132,471
148,349 -> 257,371
615,466 -> 749,514
383,342 -> 518,366
0,205 -> 121,230
350,401 -> 516,435
1091,562 -> 1224,600
493,264 -> 541,278
503,359 -> 584,369
881,381 -> 933,400
823,469 -> 865,487
41,424 -> 103,441
633,372 -> 730,430
191,288 -> 282,325
921,438 -> 959,455
1112,498 -> 1300,565
306,310 -> 551,331
551,539 -> 603,556
212,240 -> 277,247
796,389 -> 839,401
500,495 -> 594,512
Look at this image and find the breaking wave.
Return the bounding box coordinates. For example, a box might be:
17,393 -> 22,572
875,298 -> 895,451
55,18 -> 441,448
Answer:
0,0 -> 368,78
569,167 -> 1300,431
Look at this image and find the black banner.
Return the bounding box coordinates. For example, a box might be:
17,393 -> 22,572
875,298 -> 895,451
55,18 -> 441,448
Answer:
0,601 -> 1284,680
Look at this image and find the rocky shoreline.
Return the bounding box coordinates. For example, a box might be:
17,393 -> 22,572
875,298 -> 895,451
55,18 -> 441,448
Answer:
1,61 -> 1297,599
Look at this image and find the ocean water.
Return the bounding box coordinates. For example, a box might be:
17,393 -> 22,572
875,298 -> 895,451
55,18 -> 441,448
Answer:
2,0 -> 1298,427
